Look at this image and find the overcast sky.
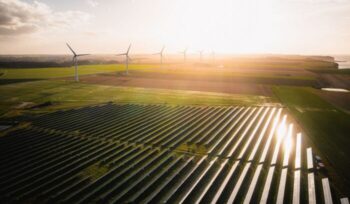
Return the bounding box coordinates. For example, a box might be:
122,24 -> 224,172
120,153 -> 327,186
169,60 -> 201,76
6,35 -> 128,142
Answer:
0,0 -> 349,55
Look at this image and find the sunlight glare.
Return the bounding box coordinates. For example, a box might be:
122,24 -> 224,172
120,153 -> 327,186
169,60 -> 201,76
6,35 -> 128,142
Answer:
276,115 -> 287,141
284,124 -> 293,153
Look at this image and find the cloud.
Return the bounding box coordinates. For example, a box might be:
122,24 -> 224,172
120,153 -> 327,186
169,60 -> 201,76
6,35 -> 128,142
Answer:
87,0 -> 99,7
0,0 -> 91,36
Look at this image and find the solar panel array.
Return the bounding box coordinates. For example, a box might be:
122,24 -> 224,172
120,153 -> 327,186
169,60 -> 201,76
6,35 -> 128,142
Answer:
0,104 -> 347,203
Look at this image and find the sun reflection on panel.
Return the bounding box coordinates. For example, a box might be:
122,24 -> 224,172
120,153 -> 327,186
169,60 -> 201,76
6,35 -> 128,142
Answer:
276,115 -> 287,141
283,124 -> 293,166
284,124 -> 293,153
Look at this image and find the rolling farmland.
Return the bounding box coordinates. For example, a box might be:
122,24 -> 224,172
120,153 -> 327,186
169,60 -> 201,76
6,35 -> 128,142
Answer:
0,104 -> 347,203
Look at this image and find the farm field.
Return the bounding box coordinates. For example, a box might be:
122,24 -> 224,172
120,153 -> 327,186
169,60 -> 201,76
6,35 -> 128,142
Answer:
0,104 -> 344,203
0,64 -> 160,80
80,73 -> 274,96
0,80 -> 272,117
129,65 -> 317,80
1,55 -> 338,82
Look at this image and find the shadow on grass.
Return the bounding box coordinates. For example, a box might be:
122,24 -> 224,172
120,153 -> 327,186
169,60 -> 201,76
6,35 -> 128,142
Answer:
0,79 -> 41,85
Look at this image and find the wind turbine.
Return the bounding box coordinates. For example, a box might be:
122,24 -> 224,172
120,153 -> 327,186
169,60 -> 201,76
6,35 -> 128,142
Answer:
198,50 -> 204,62
153,46 -> 165,65
180,48 -> 188,63
116,44 -> 132,75
211,50 -> 216,63
66,43 -> 89,82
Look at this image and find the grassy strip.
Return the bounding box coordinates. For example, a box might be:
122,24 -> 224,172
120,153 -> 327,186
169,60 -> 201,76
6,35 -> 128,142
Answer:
137,68 -> 315,80
1,63 -> 319,81
308,68 -> 350,75
220,59 -> 337,70
272,86 -> 350,194
0,80 -> 273,117
0,64 -> 161,79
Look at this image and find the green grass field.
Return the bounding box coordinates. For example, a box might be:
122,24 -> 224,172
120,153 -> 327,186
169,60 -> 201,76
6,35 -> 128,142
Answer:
0,80 -> 273,117
0,63 -> 317,81
308,68 -> 350,75
273,86 -> 350,194
221,58 -> 338,70
138,67 -> 315,80
0,64 -> 161,79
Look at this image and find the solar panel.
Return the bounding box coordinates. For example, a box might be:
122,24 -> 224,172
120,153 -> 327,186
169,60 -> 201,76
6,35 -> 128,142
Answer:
322,178 -> 333,204
308,173 -> 316,204
307,148 -> 314,170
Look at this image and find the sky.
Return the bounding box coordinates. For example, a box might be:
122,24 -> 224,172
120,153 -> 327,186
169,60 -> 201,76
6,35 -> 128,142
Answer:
0,0 -> 349,55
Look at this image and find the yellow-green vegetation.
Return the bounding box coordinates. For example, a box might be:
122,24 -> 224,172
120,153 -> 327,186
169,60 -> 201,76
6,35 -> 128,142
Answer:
0,80 -> 273,117
222,58 -> 338,70
137,67 -> 315,80
308,68 -> 350,75
175,143 -> 192,152
175,143 -> 208,155
0,64 -> 161,79
273,86 -> 350,193
79,163 -> 109,181
0,61 -> 326,81
0,122 -> 31,137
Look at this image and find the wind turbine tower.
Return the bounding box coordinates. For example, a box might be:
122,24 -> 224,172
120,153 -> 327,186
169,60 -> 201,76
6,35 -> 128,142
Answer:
154,46 -> 165,65
199,50 -> 204,62
211,50 -> 216,63
116,44 -> 132,75
66,43 -> 90,82
181,48 -> 188,63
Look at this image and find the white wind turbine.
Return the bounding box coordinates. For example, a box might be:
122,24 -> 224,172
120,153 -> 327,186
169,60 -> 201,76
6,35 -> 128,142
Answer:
180,48 -> 188,63
66,43 -> 90,82
211,50 -> 216,62
198,50 -> 204,62
153,46 -> 165,65
116,44 -> 132,75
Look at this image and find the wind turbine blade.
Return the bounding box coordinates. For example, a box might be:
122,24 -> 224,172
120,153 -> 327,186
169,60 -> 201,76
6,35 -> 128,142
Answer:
127,44 -> 132,54
161,46 -> 165,53
66,43 -> 77,56
116,53 -> 126,56
77,54 -> 90,57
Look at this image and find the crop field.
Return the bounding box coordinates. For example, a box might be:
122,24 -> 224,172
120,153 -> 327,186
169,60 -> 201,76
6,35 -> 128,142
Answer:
0,64 -> 161,81
1,59 -> 331,84
0,104 -> 345,203
0,80 -> 270,117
